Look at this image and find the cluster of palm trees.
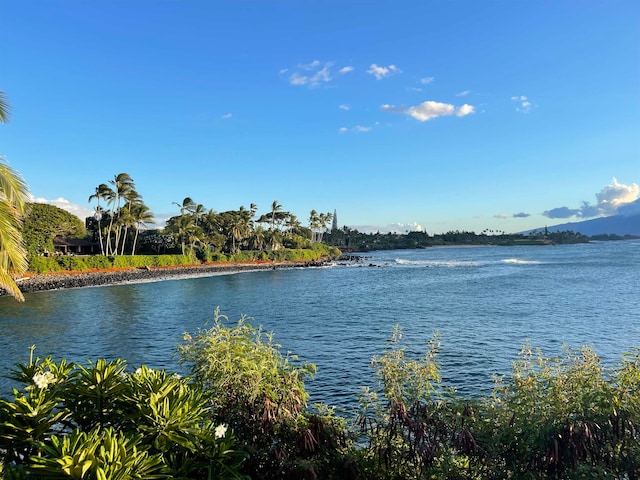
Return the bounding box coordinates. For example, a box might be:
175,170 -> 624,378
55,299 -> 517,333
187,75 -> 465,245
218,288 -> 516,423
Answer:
163,199 -> 333,256
88,173 -> 154,256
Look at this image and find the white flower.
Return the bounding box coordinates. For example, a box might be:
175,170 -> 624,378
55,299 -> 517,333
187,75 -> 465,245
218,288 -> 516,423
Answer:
33,371 -> 56,389
135,367 -> 143,376
215,424 -> 228,439
172,373 -> 182,380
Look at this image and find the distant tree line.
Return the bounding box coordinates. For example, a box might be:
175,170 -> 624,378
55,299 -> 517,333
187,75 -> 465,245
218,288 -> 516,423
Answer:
324,227 -> 593,252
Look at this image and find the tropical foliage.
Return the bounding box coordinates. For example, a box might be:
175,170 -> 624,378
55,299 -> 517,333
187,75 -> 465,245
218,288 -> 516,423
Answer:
2,316 -> 639,479
0,90 -> 29,301
22,203 -> 86,256
0,347 -> 246,479
87,173 -> 154,256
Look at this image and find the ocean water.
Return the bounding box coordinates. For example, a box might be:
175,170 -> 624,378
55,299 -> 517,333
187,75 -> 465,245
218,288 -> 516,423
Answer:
1,240 -> 638,411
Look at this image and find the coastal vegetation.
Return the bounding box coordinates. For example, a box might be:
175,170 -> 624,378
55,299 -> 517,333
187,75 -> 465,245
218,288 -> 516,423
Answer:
1,315 -> 639,479
0,91 -> 29,301
324,227 -> 592,252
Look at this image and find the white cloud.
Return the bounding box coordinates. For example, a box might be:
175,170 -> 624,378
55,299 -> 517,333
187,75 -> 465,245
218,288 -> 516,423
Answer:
543,178 -> 640,219
420,77 -> 434,84
338,104 -> 350,111
493,213 -> 509,219
339,124 -> 375,133
221,113 -> 232,119
595,177 -> 640,215
456,90 -> 470,97
382,100 -> 475,122
289,73 -> 309,86
339,66 -> 354,74
298,60 -> 321,70
287,61 -> 334,87
511,95 -> 532,113
31,196 -> 94,221
367,63 -> 401,80
456,104 -> 475,117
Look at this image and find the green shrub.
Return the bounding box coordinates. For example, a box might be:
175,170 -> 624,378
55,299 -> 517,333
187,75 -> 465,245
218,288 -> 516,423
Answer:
56,256 -> 89,271
209,252 -> 228,262
27,256 -> 62,274
0,346 -> 246,479
83,255 -> 112,269
178,309 -> 353,479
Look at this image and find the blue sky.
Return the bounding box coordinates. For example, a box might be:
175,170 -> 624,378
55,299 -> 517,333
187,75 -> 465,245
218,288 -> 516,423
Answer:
1,1 -> 639,234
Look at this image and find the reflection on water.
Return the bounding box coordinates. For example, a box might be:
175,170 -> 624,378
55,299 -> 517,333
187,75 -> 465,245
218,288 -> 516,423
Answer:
1,241 -> 639,409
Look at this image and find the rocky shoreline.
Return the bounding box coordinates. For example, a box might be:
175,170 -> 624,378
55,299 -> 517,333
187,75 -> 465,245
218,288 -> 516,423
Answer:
12,261 -> 325,295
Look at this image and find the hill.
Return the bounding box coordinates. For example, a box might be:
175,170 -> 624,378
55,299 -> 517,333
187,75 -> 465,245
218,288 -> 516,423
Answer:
545,213 -> 640,236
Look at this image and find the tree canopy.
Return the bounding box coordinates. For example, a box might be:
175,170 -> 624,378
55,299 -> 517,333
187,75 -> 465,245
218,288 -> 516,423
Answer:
22,203 -> 86,256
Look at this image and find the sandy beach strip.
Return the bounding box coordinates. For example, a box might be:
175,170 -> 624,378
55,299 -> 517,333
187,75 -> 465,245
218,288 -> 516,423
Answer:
13,260 -> 326,295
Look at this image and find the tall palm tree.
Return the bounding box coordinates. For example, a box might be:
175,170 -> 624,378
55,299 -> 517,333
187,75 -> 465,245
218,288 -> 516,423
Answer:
118,189 -> 142,255
130,202 -> 154,255
88,183 -> 111,255
270,200 -> 282,230
105,173 -> 134,255
309,210 -> 320,243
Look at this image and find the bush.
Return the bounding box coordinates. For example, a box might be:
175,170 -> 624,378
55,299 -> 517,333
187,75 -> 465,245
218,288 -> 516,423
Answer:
0,347 -> 246,479
27,256 -> 61,274
178,309 -> 353,479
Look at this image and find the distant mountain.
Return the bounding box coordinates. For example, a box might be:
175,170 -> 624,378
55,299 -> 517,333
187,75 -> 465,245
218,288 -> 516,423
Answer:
543,213 -> 640,236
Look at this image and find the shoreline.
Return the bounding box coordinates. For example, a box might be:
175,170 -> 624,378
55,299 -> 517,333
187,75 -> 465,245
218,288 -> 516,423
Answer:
12,260 -> 327,295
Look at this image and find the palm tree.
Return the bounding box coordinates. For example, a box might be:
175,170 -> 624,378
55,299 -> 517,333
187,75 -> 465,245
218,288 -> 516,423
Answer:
270,200 -> 282,230
0,90 -> 10,123
105,173 -> 134,255
88,183 -> 111,255
130,202 -> 154,254
173,197 -> 197,216
309,210 -> 320,243
0,160 -> 29,301
249,225 -> 266,252
118,189 -> 142,255
0,92 -> 29,301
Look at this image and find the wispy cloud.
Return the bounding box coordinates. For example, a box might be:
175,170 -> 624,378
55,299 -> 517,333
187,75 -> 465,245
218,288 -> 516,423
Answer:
493,213 -> 509,219
32,196 -> 94,220
339,66 -> 354,74
456,90 -> 470,97
339,125 -> 373,133
381,100 -> 475,122
221,113 -> 232,119
543,178 -> 640,219
338,104 -> 351,111
287,60 -> 334,87
511,95 -> 532,113
367,63 -> 401,80
513,212 -> 531,218
419,76 -> 434,85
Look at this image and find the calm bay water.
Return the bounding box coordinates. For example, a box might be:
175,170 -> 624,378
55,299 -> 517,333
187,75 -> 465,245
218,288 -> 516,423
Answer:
1,241 -> 638,410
